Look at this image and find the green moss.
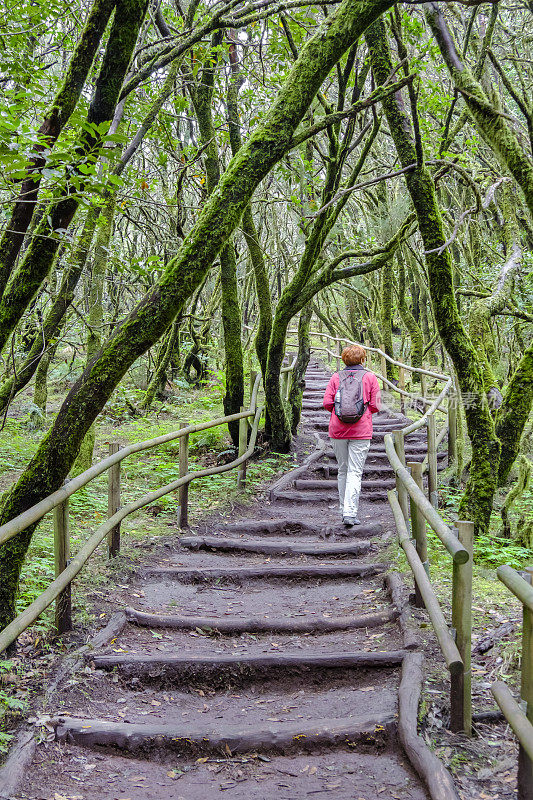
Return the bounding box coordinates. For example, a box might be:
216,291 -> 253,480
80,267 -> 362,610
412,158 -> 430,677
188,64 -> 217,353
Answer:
0,0 -> 396,629
495,342 -> 533,485
366,17 -> 501,535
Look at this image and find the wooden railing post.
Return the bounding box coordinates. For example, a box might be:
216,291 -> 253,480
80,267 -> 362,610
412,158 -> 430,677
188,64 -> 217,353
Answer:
53,491 -> 72,634
393,430 -> 409,523
179,423 -> 189,529
519,566 -> 533,799
448,397 -> 457,464
237,408 -> 248,489
407,461 -> 428,608
380,344 -> 387,391
427,414 -> 438,508
451,520 -> 473,735
249,370 -> 258,404
336,340 -> 341,373
107,443 -> 121,558
420,371 -> 427,401
280,371 -> 287,403
399,366 -> 405,415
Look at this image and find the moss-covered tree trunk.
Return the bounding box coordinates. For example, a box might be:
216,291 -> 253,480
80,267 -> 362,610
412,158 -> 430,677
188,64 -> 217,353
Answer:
191,38 -> 244,445
73,198 -> 116,474
397,251 -> 423,380
495,342 -> 533,485
0,206 -> 100,414
288,303 -> 313,434
141,319 -> 180,410
0,0 -> 148,358
380,259 -> 396,381
425,3 -> 533,218
366,18 -> 500,534
0,0 -> 395,631
0,0 -> 115,296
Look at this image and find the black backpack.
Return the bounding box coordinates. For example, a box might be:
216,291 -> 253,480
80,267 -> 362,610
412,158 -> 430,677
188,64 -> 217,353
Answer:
334,369 -> 368,423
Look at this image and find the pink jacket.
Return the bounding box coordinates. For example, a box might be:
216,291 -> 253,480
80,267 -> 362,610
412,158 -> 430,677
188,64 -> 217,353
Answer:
323,368 -> 381,439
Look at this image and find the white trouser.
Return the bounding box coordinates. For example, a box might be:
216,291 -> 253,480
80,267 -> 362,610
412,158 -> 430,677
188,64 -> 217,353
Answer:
331,438 -> 371,517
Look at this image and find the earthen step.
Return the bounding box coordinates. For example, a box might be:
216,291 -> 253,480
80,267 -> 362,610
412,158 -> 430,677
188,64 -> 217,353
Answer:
55,710 -> 396,756
274,489 -> 389,503
316,463 -> 393,476
141,563 -> 387,583
178,535 -> 372,557
86,649 -> 407,685
294,478 -> 396,492
124,605 -> 399,634
216,518 -> 382,537
317,461 -> 444,477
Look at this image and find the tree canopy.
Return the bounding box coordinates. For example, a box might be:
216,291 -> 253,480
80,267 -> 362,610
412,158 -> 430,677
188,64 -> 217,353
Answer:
0,0 -> 531,628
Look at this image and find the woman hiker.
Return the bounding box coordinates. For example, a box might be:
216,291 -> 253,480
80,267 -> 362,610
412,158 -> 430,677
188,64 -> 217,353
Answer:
322,345 -> 381,527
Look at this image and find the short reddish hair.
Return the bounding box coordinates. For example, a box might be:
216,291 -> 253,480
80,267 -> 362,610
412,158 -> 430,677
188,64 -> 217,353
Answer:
341,345 -> 366,365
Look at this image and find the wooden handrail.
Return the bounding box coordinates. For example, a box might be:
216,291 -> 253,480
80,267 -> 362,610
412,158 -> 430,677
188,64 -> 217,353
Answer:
0,407 -> 263,654
492,682 -> 533,762
388,491 -> 463,675
402,379 -> 452,436
0,373 -> 263,547
242,324 -> 449,381
384,433 -> 468,564
497,565 -> 533,614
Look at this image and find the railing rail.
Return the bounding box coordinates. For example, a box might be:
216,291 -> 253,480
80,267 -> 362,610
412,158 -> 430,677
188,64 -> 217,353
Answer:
492,566 -> 533,800
287,327 -> 449,381
361,340 -> 474,735
0,371 -> 275,653
388,491 -> 463,675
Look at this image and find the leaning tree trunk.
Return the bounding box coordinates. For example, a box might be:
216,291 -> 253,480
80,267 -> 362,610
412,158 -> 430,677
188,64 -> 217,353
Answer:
366,18 -> 500,535
0,0 -> 148,359
288,303 -> 313,434
0,0 -> 395,631
141,319 -> 180,410
0,0 -> 115,296
192,39 -> 244,445
72,198 -> 116,474
0,206 -> 100,414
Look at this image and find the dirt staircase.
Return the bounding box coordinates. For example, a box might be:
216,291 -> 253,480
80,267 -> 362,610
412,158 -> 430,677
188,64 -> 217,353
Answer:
20,359 -> 451,800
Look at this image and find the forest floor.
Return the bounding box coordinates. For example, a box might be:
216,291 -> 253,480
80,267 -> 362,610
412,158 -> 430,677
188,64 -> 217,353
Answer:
0,360 -> 530,799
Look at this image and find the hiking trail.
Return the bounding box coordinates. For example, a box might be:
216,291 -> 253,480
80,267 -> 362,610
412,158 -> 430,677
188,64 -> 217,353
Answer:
19,359 -> 451,800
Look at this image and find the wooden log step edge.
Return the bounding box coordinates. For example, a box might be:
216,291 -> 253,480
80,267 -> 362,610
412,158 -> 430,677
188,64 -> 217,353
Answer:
0,730 -> 37,800
141,563 -> 388,583
54,711 -> 397,756
269,437 -> 326,501
87,650 -> 407,678
178,536 -> 372,556
399,652 -> 460,800
124,606 -> 399,634
384,572 -> 421,651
